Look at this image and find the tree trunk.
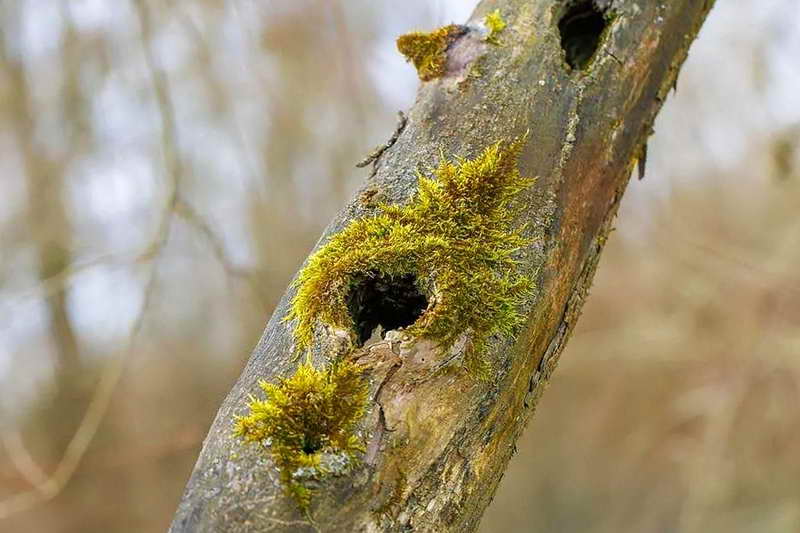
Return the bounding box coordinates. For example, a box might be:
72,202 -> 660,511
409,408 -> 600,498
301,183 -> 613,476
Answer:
171,1 -> 716,531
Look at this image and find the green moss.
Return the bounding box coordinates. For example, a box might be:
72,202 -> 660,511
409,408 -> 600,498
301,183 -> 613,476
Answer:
287,138 -> 535,376
483,9 -> 507,44
233,360 -> 369,510
396,24 -> 464,81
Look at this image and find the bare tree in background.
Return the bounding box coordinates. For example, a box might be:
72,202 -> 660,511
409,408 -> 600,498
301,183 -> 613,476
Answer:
1,0 -> 92,496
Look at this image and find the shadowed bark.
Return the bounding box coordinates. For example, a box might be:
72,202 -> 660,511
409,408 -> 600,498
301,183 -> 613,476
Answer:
171,0 -> 716,531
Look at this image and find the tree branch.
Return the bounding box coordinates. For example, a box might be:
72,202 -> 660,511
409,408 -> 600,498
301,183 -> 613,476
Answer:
170,1 -> 716,531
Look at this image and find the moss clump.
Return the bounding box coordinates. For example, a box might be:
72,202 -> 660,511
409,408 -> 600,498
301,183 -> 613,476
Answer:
396,24 -> 465,81
233,360 -> 369,510
483,9 -> 507,44
288,138 -> 534,376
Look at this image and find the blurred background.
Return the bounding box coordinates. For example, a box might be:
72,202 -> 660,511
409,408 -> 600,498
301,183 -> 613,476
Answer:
0,0 -> 798,532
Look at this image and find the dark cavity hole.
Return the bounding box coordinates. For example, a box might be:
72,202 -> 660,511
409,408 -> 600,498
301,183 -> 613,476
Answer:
302,439 -> 321,455
558,0 -> 608,70
347,272 -> 428,345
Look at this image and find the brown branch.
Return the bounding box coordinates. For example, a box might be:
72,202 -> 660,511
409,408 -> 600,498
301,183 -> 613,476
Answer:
170,1 -> 718,531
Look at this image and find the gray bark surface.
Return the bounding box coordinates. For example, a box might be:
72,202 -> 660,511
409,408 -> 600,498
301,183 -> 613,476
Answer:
171,1 -> 716,531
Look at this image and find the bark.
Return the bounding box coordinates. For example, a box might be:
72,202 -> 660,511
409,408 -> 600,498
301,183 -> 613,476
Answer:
171,1 -> 716,531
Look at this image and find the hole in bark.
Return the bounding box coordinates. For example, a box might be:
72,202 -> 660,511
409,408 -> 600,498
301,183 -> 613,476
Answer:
347,272 -> 428,345
558,0 -> 608,70
301,439 -> 321,455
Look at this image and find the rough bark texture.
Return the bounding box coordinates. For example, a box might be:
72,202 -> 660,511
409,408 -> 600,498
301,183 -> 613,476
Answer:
171,0 -> 716,531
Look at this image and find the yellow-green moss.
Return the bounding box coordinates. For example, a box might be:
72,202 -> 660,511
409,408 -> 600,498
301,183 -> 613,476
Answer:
396,24 -> 464,81
233,360 -> 369,510
287,138 -> 535,376
483,9 -> 507,44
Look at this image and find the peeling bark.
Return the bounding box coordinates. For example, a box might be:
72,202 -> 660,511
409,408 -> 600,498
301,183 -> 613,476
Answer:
170,0 -> 716,531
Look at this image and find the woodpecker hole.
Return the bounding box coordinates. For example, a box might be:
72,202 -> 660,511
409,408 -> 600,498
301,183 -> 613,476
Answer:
558,0 -> 609,70
301,439 -> 321,455
347,272 -> 428,345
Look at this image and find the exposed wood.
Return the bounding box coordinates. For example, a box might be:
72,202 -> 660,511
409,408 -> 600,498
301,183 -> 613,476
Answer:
170,0 -> 716,531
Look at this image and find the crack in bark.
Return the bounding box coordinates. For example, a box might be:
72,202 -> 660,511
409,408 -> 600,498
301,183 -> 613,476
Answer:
365,350 -> 402,465
356,111 -> 407,171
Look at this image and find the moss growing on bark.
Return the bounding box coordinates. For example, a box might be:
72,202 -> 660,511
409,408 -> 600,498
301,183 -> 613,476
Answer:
233,360 -> 369,510
288,138 -> 535,376
396,24 -> 465,81
483,9 -> 507,44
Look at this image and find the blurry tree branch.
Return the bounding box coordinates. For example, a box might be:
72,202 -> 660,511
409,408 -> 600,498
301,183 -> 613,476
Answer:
1,0 -> 83,376
1,425 -> 205,485
174,200 -> 269,311
0,0 -> 267,307
0,268 -> 155,519
150,0 -> 714,531
1,431 -> 50,489
0,0 -> 261,518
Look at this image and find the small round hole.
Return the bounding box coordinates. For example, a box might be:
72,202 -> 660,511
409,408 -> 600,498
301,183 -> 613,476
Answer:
558,1 -> 609,70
